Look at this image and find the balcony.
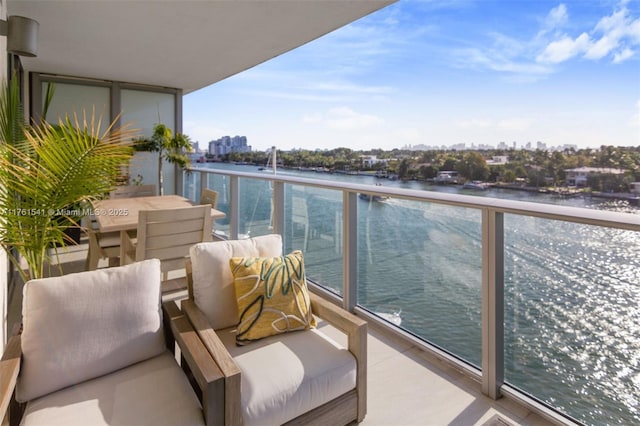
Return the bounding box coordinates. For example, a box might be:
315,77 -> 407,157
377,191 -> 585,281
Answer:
5,165 -> 638,425
178,165 -> 639,425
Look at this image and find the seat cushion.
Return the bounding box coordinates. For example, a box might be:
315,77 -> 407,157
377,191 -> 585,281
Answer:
217,326 -> 356,425
18,259 -> 165,402
189,234 -> 283,330
230,250 -> 316,345
22,352 -> 204,426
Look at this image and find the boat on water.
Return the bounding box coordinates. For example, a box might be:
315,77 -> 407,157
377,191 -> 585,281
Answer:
259,146 -> 277,174
462,180 -> 489,190
377,310 -> 402,326
435,170 -> 459,184
358,193 -> 388,202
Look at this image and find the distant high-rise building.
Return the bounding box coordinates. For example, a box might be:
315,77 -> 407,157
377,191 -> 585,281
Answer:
208,135 -> 252,156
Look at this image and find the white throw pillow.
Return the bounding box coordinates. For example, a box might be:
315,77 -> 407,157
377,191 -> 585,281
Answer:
17,259 -> 165,402
189,234 -> 283,330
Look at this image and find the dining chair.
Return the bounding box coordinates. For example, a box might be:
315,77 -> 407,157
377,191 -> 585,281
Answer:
123,205 -> 213,297
86,184 -> 158,270
0,259 -> 223,426
199,188 -> 219,209
200,188 -> 220,237
291,195 -> 310,252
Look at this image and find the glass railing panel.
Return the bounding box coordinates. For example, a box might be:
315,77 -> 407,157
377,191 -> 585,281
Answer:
237,177 -> 273,238
183,170 -> 200,201
183,171 -> 231,237
504,214 -> 640,425
284,184 -> 343,295
357,197 -> 483,367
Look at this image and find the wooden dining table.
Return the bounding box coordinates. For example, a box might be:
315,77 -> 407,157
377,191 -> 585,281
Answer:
92,195 -> 226,265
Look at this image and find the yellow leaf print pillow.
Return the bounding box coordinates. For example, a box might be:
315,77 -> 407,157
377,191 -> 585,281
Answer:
230,250 -> 316,345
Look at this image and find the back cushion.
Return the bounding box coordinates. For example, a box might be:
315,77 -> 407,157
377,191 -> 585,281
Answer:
189,234 -> 283,330
17,259 -> 165,402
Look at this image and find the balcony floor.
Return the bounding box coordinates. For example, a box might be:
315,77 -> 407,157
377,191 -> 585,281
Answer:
8,242 -> 555,426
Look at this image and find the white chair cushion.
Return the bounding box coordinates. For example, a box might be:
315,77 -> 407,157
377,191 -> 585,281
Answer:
217,326 -> 357,425
189,234 -> 283,330
21,352 -> 204,426
17,259 -> 165,402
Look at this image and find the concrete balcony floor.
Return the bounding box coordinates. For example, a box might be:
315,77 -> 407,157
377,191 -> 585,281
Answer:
8,241 -> 555,426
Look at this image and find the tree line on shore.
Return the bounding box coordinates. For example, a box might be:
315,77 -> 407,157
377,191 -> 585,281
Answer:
217,145 -> 640,192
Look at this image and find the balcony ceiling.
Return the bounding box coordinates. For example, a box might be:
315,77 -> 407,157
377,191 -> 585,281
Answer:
7,0 -> 395,94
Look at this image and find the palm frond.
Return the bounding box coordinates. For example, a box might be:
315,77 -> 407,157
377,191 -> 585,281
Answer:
0,103 -> 137,280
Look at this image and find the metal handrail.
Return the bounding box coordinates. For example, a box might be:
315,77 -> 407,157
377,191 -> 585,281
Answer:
188,166 -> 640,231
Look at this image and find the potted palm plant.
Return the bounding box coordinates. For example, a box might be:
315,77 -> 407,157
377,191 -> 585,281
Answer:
0,79 -> 136,281
133,123 -> 192,195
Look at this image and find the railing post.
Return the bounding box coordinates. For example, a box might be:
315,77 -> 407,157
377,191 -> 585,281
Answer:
343,191 -> 358,312
272,181 -> 285,236
229,176 -> 240,240
176,165 -> 184,197
482,208 -> 504,399
199,171 -> 207,201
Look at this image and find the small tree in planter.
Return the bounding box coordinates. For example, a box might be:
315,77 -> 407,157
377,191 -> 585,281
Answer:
134,123 -> 192,195
0,79 -> 135,281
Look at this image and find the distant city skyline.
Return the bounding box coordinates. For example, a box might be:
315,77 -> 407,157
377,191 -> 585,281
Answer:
184,0 -> 640,152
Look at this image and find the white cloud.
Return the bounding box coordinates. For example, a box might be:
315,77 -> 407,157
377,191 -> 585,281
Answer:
303,107 -> 384,131
545,4 -> 569,30
538,1 -> 640,64
613,47 -> 635,63
454,47 -> 553,80
537,33 -> 591,63
585,34 -> 619,59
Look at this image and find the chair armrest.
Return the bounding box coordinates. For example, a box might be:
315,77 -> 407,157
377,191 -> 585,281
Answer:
182,300 -> 242,426
309,293 -> 368,422
0,335 -> 22,425
163,301 -> 225,426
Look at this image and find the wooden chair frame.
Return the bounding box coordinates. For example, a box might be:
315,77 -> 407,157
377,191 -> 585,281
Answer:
123,205 -> 213,279
86,184 -> 157,270
0,301 -> 225,426
109,184 -> 157,199
200,188 -> 219,210
183,258 -> 368,425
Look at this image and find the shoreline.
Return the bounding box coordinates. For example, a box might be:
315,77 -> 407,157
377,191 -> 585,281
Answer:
201,161 -> 640,206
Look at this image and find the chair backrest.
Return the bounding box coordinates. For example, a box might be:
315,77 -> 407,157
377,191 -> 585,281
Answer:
187,234 -> 283,330
292,196 -> 308,223
110,184 -> 157,199
136,205 -> 212,275
200,188 -> 219,209
17,259 -> 165,402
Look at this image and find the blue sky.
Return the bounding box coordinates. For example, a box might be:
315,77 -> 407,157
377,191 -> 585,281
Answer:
184,0 -> 640,152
